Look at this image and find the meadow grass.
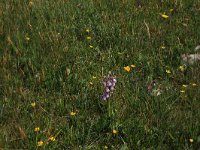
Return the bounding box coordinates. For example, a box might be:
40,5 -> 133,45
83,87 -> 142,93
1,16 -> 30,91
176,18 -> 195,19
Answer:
1,0 -> 200,149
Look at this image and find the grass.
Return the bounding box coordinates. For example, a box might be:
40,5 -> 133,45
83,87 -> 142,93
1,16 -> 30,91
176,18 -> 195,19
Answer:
1,0 -> 200,149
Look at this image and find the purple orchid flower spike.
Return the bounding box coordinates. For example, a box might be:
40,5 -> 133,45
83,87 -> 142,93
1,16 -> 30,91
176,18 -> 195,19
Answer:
101,72 -> 117,101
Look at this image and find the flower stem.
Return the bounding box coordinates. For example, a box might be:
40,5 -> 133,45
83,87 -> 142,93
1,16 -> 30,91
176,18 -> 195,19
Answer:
108,99 -> 111,118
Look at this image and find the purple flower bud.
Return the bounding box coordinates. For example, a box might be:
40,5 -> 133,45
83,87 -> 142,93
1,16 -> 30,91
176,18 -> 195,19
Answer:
112,83 -> 116,87
113,78 -> 117,83
105,88 -> 110,92
105,92 -> 110,98
107,81 -> 112,87
110,86 -> 115,91
102,96 -> 107,100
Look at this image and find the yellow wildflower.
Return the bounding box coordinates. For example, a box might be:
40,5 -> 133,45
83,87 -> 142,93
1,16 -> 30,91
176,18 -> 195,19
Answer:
34,127 -> 40,132
49,136 -> 56,141
37,140 -> 44,147
92,76 -> 96,79
166,69 -> 171,74
31,102 -> 36,107
131,64 -> 136,68
189,138 -> 194,143
104,145 -> 108,149
86,29 -> 90,33
86,36 -> 91,40
182,84 -> 188,88
70,112 -> 76,116
161,46 -> 166,49
179,65 -> 185,72
124,66 -> 131,72
180,90 -> 185,93
112,129 -> 118,134
89,45 -> 93,48
161,14 -> 169,19
25,37 -> 30,41
89,82 -> 93,85
191,83 -> 197,87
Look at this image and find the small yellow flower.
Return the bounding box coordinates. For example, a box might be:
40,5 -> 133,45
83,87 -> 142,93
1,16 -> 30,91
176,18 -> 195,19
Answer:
166,69 -> 171,74
124,66 -> 131,72
182,84 -> 188,88
70,112 -> 76,116
86,29 -> 90,33
89,82 -> 93,85
131,64 -> 136,68
112,129 -> 118,134
31,102 -> 36,107
104,145 -> 108,149
180,90 -> 185,93
191,83 -> 197,87
179,65 -> 185,72
86,36 -> 91,40
92,76 -> 96,79
34,127 -> 40,132
37,140 -> 44,147
189,138 -> 194,143
25,37 -> 30,41
161,14 -> 169,19
160,45 -> 165,49
49,136 -> 56,141
89,45 -> 93,48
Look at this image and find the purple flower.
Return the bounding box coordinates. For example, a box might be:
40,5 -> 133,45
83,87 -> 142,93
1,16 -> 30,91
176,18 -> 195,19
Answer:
113,78 -> 117,83
105,88 -> 110,92
101,73 -> 117,101
101,92 -> 109,100
107,81 -> 112,87
110,86 -> 115,91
